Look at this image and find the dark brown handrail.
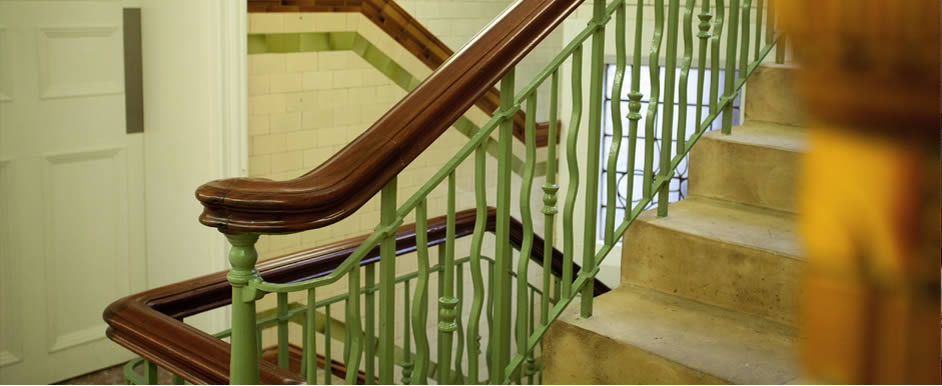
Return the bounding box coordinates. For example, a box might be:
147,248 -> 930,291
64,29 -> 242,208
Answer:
105,208 -> 610,385
198,0 -> 582,234
247,0 -> 557,147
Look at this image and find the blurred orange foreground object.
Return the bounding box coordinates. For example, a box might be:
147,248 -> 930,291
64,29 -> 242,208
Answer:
782,0 -> 941,384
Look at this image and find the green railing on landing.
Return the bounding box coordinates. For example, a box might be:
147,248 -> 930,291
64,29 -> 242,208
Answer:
105,207 -> 606,384
109,0 -> 785,383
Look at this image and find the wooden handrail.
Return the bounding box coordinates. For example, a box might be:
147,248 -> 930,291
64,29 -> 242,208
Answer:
105,207 -> 610,384
198,0 -> 581,234
247,0 -> 557,147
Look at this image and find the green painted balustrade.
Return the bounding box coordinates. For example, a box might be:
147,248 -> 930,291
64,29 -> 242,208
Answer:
125,0 -> 786,384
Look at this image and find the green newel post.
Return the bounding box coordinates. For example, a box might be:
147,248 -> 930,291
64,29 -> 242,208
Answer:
225,232 -> 260,385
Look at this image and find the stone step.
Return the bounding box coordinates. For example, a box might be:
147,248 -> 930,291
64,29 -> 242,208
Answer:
544,285 -> 798,384
689,121 -> 806,213
620,197 -> 802,325
743,64 -> 803,127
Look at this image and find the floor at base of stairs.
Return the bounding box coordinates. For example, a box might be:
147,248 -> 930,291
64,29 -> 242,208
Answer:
55,362 -> 175,385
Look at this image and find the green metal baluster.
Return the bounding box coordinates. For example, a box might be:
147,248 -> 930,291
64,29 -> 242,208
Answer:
172,374 -> 184,385
739,0 -> 752,80
325,303 -> 333,385
541,70 -> 558,330
224,233 -> 260,385
561,47 -> 582,299
580,0 -> 606,318
305,289 -> 317,384
277,292 -> 290,370
438,172 -> 458,385
643,0 -> 664,199
516,92 -> 538,384
412,199 -> 431,383
722,0 -> 741,134
677,0 -> 695,155
754,0 -> 764,61
453,264 -> 465,384
539,70 -> 559,386
604,2 -> 626,245
526,288 -> 536,385
345,267 -> 362,385
438,245 -> 445,309
657,0 -> 680,217
484,260 -> 494,378
467,143 -> 487,385
695,0 -> 712,130
490,68 -> 516,384
402,280 -> 413,384
301,310 -> 307,379
343,299 -> 349,371
553,276 -> 560,304
378,178 -> 397,384
708,0 -> 726,114
766,0 -> 775,50
627,0 -> 644,209
364,263 -> 375,384
144,360 -> 157,384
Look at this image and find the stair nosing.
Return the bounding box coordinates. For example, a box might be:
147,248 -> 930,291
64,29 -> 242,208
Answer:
701,121 -> 807,153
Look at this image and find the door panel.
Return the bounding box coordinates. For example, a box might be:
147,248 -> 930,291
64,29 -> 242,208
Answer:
0,1 -> 147,383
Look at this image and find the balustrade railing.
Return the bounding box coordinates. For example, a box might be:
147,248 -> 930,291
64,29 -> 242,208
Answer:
107,0 -> 786,383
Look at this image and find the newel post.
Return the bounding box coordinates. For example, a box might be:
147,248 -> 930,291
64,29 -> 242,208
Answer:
225,232 -> 260,385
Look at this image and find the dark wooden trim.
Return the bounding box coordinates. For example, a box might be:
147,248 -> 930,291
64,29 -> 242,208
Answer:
261,345 -> 375,384
201,0 -> 581,234
105,208 -> 609,385
246,0 -> 556,147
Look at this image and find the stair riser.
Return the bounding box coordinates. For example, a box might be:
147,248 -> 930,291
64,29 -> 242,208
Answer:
689,135 -> 801,213
621,221 -> 801,326
744,65 -> 803,127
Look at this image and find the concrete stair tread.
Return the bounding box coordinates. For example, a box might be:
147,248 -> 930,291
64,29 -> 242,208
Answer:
707,121 -> 806,152
638,196 -> 800,260
556,285 -> 798,384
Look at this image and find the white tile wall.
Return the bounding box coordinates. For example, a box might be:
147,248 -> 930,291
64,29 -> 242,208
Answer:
248,13 -> 484,260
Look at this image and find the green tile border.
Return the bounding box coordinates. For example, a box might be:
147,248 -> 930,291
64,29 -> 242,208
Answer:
249,31 -> 548,176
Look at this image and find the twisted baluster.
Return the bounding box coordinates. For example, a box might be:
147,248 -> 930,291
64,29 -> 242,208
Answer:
657,0 -> 680,217
401,281 -> 413,385
694,0 -> 713,130
722,0 -> 741,134
515,92 -> 538,384
677,0 -> 696,154
604,1 -> 627,244
561,46 -> 582,299
411,199 -> 431,382
625,0 -> 644,208
708,0 -> 726,115
438,171 -> 458,384
466,143 -> 487,385
642,0 -> 664,199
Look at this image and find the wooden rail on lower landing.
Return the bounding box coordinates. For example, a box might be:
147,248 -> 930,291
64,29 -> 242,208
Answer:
104,207 -> 610,385
246,0 -> 557,147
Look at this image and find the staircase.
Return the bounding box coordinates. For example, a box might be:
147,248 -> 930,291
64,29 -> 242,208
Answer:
104,0 -> 802,383
544,64 -> 806,384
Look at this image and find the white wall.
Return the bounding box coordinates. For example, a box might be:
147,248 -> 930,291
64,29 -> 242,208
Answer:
136,0 -> 246,331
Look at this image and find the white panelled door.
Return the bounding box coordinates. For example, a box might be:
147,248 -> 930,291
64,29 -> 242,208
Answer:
0,1 -> 147,383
